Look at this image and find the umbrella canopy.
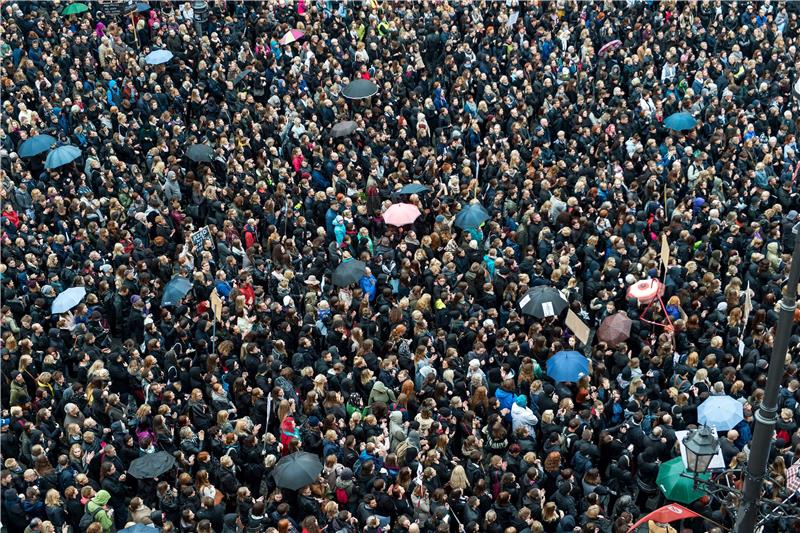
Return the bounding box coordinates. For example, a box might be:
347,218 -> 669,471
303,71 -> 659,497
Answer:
161,277 -> 193,307
383,203 -> 421,227
454,203 -> 490,229
399,183 -> 431,195
663,112 -> 697,131
51,287 -> 87,314
279,29 -> 305,45
234,70 -> 253,86
697,396 -> 744,431
62,3 -> 89,15
186,144 -> 215,163
271,452 -> 323,491
518,285 -> 568,318
136,3 -> 153,13
128,451 -> 176,479
342,79 -> 379,99
145,49 -> 174,65
598,39 -> 622,56
45,145 -> 81,169
626,504 -> 700,533
657,457 -> 709,504
332,260 -> 366,287
597,312 -> 632,344
331,120 -> 358,138
19,135 -> 57,158
787,461 -> 800,494
546,351 -> 590,383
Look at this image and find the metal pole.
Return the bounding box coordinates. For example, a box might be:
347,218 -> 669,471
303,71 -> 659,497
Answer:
734,222 -> 800,532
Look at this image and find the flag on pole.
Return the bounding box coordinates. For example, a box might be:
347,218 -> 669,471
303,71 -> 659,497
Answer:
660,234 -> 670,269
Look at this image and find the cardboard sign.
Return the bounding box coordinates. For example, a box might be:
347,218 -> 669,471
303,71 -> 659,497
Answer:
209,289 -> 223,322
541,301 -> 555,317
518,294 -> 531,310
566,309 -> 591,346
191,226 -> 211,251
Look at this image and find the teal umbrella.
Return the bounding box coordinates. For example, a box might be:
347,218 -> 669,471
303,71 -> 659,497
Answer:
45,145 -> 81,169
18,135 -> 57,157
663,112 -> 697,131
61,3 -> 90,15
657,457 -> 709,504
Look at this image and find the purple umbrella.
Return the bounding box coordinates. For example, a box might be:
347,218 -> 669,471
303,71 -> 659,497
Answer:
598,39 -> 622,57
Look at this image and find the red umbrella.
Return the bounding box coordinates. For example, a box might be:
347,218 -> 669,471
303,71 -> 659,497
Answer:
597,312 -> 632,345
598,39 -> 622,57
627,504 -> 700,533
383,203 -> 421,227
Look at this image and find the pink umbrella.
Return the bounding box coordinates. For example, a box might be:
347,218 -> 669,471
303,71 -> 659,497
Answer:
279,29 -> 305,45
383,203 -> 421,227
598,39 -> 622,57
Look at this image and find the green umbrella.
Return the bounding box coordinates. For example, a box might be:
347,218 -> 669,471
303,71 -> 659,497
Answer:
657,457 -> 709,504
62,3 -> 90,15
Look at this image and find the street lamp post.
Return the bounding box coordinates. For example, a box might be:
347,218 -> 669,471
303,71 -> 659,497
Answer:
734,222 -> 800,533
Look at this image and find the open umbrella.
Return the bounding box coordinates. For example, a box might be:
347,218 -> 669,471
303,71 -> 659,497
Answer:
161,277 -> 193,307
663,112 -> 697,131
331,120 -> 358,138
144,49 -> 174,65
598,39 -> 622,57
383,203 -> 421,227
233,70 -> 253,86
657,457 -> 709,504
18,135 -> 57,158
128,451 -> 176,479
626,504 -> 701,533
136,2 -> 153,13
332,260 -> 366,287
697,396 -> 744,431
186,144 -> 215,163
61,3 -> 90,15
597,312 -> 632,344
546,351 -> 590,383
454,204 -> 490,229
518,285 -> 568,318
279,29 -> 305,45
45,145 -> 81,169
271,452 -> 323,491
399,183 -> 431,195
119,525 -> 158,533
51,287 -> 87,314
342,79 -> 379,99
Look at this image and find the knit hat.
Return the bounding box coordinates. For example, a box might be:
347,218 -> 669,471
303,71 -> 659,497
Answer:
515,395 -> 527,407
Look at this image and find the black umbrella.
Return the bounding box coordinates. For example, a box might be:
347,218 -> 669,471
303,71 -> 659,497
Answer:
342,79 -> 378,99
271,452 -> 323,491
399,183 -> 431,195
186,144 -> 215,163
234,70 -> 253,86
332,260 -> 366,287
127,451 -> 175,479
331,120 -> 357,138
518,286 -> 569,319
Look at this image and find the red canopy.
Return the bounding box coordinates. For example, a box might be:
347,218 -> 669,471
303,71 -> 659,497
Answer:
627,504 -> 700,533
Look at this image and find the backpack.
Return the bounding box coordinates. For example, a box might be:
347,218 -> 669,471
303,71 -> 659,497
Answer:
560,430 -> 577,458
79,504 -> 102,532
572,450 -> 592,476
335,487 -> 350,505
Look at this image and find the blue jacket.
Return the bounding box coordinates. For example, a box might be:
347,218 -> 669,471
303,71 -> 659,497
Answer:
360,274 -> 377,301
496,388 -> 516,421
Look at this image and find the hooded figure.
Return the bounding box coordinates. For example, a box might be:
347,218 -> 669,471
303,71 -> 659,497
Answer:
388,410 -> 407,452
3,488 -> 27,533
87,490 -> 114,533
163,171 -> 182,202
511,395 -> 539,437
368,380 -> 396,405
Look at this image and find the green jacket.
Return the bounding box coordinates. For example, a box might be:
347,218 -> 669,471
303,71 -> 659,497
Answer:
87,490 -> 114,533
9,380 -> 28,406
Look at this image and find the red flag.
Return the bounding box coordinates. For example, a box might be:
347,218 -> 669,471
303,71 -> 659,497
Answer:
627,504 -> 701,533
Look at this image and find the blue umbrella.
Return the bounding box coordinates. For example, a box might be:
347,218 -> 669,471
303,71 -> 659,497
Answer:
546,351 -> 590,383
663,112 -> 697,131
454,203 -> 491,229
698,396 -> 744,431
162,276 -> 193,307
120,525 -> 158,533
45,145 -> 81,169
144,49 -> 174,65
51,287 -> 87,314
136,2 -> 153,12
18,134 -> 57,157
399,183 -> 431,195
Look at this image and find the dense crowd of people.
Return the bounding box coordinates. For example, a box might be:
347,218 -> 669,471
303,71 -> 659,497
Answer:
2,1 -> 800,533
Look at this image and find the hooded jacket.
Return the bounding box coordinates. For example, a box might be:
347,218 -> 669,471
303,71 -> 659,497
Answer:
87,490 -> 114,533
368,380 -> 396,406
